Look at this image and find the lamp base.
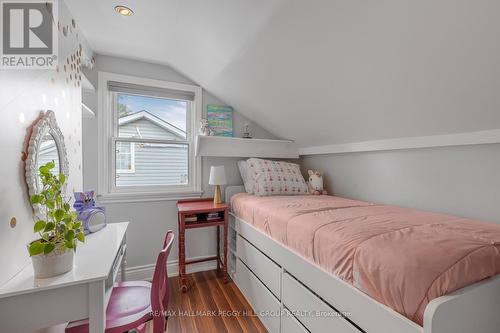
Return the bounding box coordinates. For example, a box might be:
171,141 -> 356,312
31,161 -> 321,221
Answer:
214,185 -> 222,204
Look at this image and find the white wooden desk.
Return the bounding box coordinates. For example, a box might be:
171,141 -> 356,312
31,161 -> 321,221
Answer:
0,222 -> 128,333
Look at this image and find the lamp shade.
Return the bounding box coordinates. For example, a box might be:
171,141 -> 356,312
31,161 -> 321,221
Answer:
209,166 -> 226,185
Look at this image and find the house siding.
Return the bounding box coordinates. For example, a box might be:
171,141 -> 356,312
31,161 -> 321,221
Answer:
116,117 -> 188,187
39,144 -> 60,175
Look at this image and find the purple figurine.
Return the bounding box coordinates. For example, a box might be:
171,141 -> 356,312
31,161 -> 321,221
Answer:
74,191 -> 106,234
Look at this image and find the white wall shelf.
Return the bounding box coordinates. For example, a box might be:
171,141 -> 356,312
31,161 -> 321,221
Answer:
196,135 -> 299,159
82,73 -> 95,93
298,129 -> 500,155
82,103 -> 96,118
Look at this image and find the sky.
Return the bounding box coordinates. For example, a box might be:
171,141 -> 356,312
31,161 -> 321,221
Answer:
118,93 -> 187,131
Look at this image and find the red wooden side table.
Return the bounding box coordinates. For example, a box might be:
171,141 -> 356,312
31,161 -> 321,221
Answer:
176,198 -> 229,292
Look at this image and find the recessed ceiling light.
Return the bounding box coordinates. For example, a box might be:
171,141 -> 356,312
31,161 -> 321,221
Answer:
115,5 -> 134,17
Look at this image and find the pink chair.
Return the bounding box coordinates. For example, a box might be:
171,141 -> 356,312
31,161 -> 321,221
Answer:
66,231 -> 175,333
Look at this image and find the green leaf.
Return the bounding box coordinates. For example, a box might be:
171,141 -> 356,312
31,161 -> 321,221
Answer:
65,240 -> 74,249
54,209 -> 65,221
33,220 -> 46,233
63,203 -> 70,212
46,161 -> 55,169
46,200 -> 55,209
65,229 -> 75,241
77,232 -> 85,242
30,194 -> 42,204
59,173 -> 65,185
42,233 -> 50,241
39,165 -> 49,175
43,243 -> 55,254
29,241 -> 44,256
57,223 -> 67,233
70,212 -> 78,220
44,222 -> 55,232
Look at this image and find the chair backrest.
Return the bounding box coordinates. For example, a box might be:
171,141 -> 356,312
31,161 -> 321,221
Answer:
151,231 -> 174,333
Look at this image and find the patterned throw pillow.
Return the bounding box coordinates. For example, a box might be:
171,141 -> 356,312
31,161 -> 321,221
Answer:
237,160 -> 254,194
247,158 -> 309,196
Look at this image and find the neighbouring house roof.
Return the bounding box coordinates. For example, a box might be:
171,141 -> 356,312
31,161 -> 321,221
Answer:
118,110 -> 186,139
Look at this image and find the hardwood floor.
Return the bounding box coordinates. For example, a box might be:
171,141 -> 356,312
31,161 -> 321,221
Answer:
147,270 -> 267,333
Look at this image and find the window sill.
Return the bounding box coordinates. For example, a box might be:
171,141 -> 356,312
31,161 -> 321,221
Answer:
97,190 -> 204,204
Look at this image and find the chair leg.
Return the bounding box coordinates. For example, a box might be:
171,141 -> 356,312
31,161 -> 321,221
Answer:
129,323 -> 147,333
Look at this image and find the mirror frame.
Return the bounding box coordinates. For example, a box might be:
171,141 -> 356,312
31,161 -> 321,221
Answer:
25,110 -> 69,218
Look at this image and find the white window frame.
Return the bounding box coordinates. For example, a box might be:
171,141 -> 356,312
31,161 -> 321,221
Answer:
115,142 -> 135,174
98,72 -> 202,203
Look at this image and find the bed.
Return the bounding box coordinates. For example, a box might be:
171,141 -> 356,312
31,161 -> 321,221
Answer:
225,185 -> 500,333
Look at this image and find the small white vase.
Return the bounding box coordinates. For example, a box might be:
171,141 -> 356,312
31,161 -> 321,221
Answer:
30,244 -> 75,279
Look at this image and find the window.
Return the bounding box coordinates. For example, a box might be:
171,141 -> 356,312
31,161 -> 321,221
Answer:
115,141 -> 135,174
98,72 -> 202,202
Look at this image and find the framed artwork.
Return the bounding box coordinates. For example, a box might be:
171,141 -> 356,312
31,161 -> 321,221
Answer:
207,105 -> 233,137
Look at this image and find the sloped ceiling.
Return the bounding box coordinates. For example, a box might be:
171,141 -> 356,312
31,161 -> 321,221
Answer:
66,0 -> 500,148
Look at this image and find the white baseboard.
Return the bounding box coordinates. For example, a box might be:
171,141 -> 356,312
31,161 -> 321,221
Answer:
122,255 -> 218,281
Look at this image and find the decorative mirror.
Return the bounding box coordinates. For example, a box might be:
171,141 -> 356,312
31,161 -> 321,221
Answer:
26,111 -> 69,218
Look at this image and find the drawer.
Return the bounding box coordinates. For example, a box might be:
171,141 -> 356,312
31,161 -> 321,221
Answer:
107,241 -> 126,286
237,234 -> 281,298
228,226 -> 237,253
229,215 -> 235,230
283,309 -> 309,333
283,273 -> 361,333
235,259 -> 281,333
228,251 -> 237,279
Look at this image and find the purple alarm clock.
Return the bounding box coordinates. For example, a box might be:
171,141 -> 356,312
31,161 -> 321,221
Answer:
74,191 -> 106,234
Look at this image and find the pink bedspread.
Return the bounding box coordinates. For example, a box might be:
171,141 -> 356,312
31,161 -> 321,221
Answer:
231,193 -> 500,325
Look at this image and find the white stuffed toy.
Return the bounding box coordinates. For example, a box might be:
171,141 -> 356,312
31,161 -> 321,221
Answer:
307,170 -> 328,195
199,119 -> 214,136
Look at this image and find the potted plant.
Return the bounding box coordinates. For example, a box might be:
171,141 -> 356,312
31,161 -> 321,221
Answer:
28,161 -> 85,278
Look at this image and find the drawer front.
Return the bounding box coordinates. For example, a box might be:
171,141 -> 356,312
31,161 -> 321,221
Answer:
283,309 -> 309,333
229,215 -> 236,230
228,251 -> 237,279
235,259 -> 281,333
228,225 -> 237,253
237,234 -> 281,298
283,273 -> 361,333
107,241 -> 126,286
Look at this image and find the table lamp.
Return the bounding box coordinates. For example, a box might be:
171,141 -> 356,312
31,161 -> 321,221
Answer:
209,166 -> 226,204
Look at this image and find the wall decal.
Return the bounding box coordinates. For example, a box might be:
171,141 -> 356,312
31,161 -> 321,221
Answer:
10,217 -> 17,229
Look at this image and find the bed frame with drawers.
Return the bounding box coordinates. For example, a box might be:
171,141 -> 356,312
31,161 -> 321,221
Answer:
225,185 -> 500,333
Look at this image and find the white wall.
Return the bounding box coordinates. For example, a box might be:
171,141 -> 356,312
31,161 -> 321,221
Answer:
184,0 -> 500,148
0,1 -> 92,285
301,144 -> 500,223
67,1 -> 500,149
82,55 -> 276,271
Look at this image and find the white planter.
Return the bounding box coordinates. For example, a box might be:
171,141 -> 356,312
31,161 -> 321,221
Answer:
30,244 -> 75,279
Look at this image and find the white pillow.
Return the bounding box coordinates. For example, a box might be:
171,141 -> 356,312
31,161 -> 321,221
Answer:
247,158 -> 309,196
237,160 -> 254,194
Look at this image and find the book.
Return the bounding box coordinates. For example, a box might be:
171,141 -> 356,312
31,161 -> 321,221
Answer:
185,214 -> 198,222
206,212 -> 220,221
